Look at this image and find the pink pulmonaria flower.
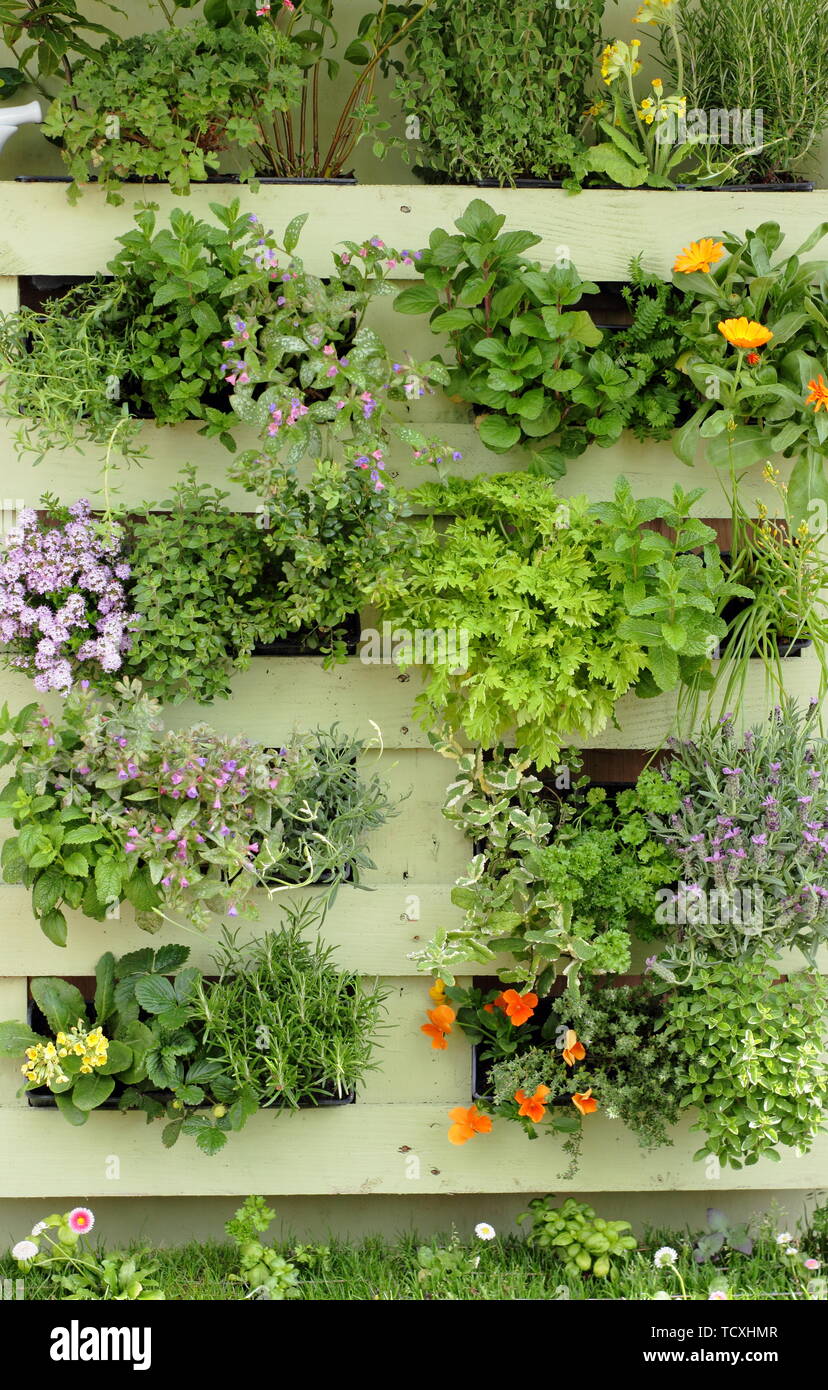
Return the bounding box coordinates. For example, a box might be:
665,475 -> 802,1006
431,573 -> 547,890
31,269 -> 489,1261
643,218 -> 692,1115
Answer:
227,905 -> 239,917
68,1207 -> 94,1235
339,252 -> 351,265
323,344 -> 336,356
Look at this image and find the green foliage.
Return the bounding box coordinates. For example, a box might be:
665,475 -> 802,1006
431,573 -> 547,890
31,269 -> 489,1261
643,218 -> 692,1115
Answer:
0,2 -> 122,95
389,0 -> 603,183
644,699 -> 828,974
226,214 -> 451,486
225,1197 -> 301,1300
590,476 -> 747,698
412,742 -> 679,990
607,260 -> 699,440
373,474 -> 648,768
260,724 -> 398,894
662,956 -> 828,1168
671,220 -> 828,521
43,20 -> 303,202
395,199 -> 643,478
517,1197 -> 637,1279
693,1209 -> 754,1265
123,469 -> 284,705
0,201 -> 287,465
665,0 -> 828,181
10,1209 -> 164,1301
250,459 -> 418,659
186,901 -> 387,1111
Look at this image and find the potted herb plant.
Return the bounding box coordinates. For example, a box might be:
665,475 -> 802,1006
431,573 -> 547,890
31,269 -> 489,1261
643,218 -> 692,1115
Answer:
670,221 -> 828,518
225,210 -> 453,491
387,0 -> 604,186
0,682 -> 392,942
410,739 -> 680,993
644,698 -> 828,977
42,17 -> 304,202
659,0 -> 828,189
393,200 -> 695,478
0,200 -> 286,466
0,1 -> 121,103
373,471 -> 739,767
0,905 -> 387,1153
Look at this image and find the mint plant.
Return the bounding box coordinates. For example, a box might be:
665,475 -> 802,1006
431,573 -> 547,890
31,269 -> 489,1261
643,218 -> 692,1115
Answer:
589,476 -> 749,698
395,200 -> 668,478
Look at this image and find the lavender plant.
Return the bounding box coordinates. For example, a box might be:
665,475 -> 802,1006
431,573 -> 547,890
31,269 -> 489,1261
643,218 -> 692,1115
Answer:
0,500 -> 137,693
644,698 -> 828,976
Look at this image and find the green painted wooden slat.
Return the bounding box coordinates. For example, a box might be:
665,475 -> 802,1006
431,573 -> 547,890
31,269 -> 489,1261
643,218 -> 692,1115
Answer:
0,1102 -> 823,1196
1,185 -> 827,278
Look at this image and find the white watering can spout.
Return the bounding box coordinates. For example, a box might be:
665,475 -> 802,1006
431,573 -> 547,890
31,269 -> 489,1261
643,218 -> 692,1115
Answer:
0,100 -> 43,155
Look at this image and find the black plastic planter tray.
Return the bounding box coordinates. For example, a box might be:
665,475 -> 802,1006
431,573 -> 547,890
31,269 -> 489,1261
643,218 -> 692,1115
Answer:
15,174 -> 357,186
24,999 -> 356,1110
252,610 -> 362,658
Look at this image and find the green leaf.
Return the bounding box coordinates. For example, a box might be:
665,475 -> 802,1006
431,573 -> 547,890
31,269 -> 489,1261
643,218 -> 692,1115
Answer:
94,953 -> 116,1026
162,1120 -> 184,1149
94,856 -> 123,907
63,824 -> 105,845
196,1127 -> 228,1156
62,852 -> 90,878
98,1039 -> 133,1076
55,1092 -> 89,1126
31,978 -> 87,1034
39,908 -> 67,948
283,212 -> 309,255
788,451 -> 828,533
478,414 -> 521,452
33,870 -> 65,917
0,1021 -> 46,1056
134,975 -> 178,1015
71,1072 -> 115,1112
393,284 -> 440,315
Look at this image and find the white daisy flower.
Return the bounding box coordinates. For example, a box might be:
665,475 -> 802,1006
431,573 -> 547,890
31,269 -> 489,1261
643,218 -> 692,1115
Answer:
475,1222 -> 496,1241
12,1239 -> 38,1261
653,1246 -> 678,1268
31,1221 -> 46,1236
776,1232 -> 792,1245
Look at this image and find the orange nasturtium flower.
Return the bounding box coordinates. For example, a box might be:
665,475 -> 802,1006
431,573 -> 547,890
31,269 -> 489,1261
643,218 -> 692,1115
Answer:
483,991 -> 508,1014
561,1029 -> 586,1067
421,1004 -> 456,1050
717,317 -> 773,351
673,238 -> 725,274
500,989 -> 538,1027
448,1104 -> 493,1145
515,1085 -> 551,1123
428,978 -> 446,1003
572,1089 -> 598,1116
806,374 -> 828,412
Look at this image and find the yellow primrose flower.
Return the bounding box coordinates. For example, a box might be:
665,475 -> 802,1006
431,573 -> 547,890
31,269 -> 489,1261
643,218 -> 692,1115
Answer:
634,0 -> 677,23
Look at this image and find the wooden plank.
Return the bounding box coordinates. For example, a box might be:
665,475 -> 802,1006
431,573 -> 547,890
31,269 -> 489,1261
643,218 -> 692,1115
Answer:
1,185 -> 826,278
0,882 -> 466,976
361,978 -> 474,1105
0,417 -> 791,506
0,276 -> 18,313
0,649 -> 820,752
0,1101 -> 823,1195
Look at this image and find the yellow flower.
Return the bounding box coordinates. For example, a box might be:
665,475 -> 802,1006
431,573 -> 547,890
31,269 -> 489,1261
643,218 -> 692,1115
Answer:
428,978 -> 446,1003
652,77 -> 663,90
718,318 -> 773,350
634,0 -> 677,23
673,238 -> 726,274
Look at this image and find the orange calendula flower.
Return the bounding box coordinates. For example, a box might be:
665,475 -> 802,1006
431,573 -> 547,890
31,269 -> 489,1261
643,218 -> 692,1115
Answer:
562,1029 -> 586,1066
420,1003 -> 456,1050
673,238 -> 725,274
572,1089 -> 598,1116
500,989 -> 538,1027
806,374 -> 828,412
428,978 -> 446,1003
515,1084 -> 551,1123
717,318 -> 773,351
448,1104 -> 493,1145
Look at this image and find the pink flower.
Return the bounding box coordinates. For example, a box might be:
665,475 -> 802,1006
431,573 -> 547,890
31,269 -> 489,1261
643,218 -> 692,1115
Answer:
805,1259 -> 821,1270
68,1207 -> 94,1235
